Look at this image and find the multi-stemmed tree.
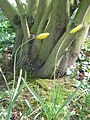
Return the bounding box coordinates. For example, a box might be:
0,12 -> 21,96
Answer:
0,0 -> 90,78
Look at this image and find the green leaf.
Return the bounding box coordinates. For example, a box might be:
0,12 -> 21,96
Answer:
22,78 -> 50,118
66,112 -> 70,120
54,84 -> 81,119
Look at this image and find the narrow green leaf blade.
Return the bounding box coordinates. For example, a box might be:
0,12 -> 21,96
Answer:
55,84 -> 81,119
22,78 -> 50,118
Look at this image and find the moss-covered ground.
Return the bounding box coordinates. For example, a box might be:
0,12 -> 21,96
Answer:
0,75 -> 89,120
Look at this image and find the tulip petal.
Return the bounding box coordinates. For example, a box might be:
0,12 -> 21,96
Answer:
70,24 -> 83,34
36,33 -> 49,40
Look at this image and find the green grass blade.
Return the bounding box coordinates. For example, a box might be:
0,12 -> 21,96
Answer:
6,100 -> 13,120
22,78 -> 50,118
0,68 -> 10,96
54,84 -> 81,119
37,85 -> 40,96
13,81 -> 24,103
13,71 -> 26,103
30,107 -> 42,116
12,69 -> 22,101
26,109 -> 31,120
51,83 -> 60,118
1,113 -> 3,120
25,99 -> 32,111
66,112 -> 70,120
34,112 -> 41,120
54,83 -> 61,109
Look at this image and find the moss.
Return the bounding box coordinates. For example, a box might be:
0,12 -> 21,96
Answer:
0,76 -> 86,119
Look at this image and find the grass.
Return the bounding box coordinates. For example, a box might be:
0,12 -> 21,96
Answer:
0,73 -> 86,120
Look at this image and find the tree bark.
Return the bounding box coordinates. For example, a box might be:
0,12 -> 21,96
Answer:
38,0 -> 90,78
56,0 -> 90,78
30,0 -> 53,62
30,0 -> 70,67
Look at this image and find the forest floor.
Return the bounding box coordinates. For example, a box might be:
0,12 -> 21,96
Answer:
0,70 -> 90,119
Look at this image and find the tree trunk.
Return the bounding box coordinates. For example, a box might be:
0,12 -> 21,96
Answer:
0,0 -> 90,78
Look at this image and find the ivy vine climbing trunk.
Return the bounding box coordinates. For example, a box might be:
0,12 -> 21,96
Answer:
0,0 -> 90,78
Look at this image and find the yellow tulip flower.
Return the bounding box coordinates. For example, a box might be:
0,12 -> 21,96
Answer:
70,24 -> 83,34
36,33 -> 49,40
